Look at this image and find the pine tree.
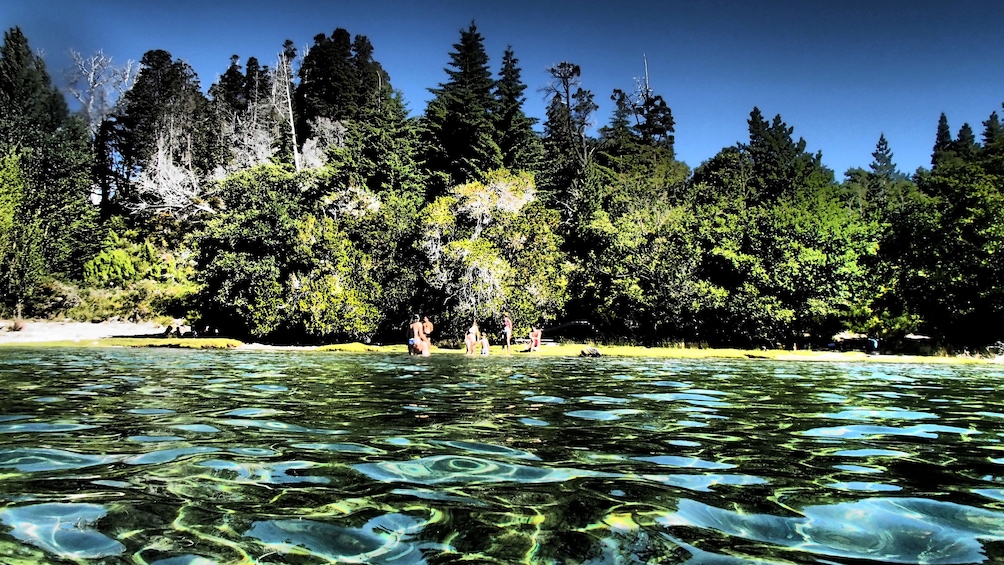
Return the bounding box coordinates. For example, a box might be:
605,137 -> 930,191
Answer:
0,27 -> 100,286
350,35 -> 388,114
952,123 -> 979,161
745,107 -> 827,202
932,113 -> 954,167
869,133 -> 896,183
207,55 -> 279,175
598,89 -> 637,156
495,46 -> 542,175
112,50 -> 210,179
865,133 -> 913,213
980,107 -> 1004,176
0,27 -> 68,135
295,28 -> 359,140
982,111 -> 1001,147
209,55 -> 246,116
421,21 -> 502,196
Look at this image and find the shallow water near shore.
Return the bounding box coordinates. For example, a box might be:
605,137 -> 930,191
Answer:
1,348 -> 1004,564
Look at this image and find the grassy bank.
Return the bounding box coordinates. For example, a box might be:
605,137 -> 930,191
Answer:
319,342 -> 996,364
1,336 -> 996,364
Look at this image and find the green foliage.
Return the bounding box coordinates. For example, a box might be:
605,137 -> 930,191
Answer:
83,230 -> 190,288
195,164 -> 392,342
900,159 -> 1004,344
745,107 -> 832,203
0,150 -> 45,317
288,214 -> 381,340
7,22 -> 1004,352
418,170 -> 568,337
693,191 -> 870,346
0,27 -> 101,284
570,204 -> 703,343
685,115 -> 871,347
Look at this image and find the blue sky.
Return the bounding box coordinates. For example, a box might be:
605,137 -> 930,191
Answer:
5,0 -> 1004,176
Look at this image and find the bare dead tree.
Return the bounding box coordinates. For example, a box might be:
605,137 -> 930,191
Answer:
273,47 -> 301,172
301,117 -> 348,169
66,50 -> 136,135
131,130 -> 215,219
211,116 -> 277,180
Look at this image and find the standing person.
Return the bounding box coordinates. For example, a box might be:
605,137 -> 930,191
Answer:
480,333 -> 491,355
422,316 -> 434,354
408,315 -> 425,356
465,319 -> 479,355
502,313 -> 513,354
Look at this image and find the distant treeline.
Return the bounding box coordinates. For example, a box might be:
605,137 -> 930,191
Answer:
1,24 -> 1002,349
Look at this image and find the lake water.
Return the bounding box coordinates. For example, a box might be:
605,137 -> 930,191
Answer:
1,348 -> 1004,564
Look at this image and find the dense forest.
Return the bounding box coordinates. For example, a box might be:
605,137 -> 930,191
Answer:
1,24 -> 1002,350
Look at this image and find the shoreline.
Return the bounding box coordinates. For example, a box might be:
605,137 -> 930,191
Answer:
2,319 -> 1000,364
0,319 -> 168,344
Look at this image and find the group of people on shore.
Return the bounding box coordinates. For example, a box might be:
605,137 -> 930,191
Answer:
407,312 -> 543,356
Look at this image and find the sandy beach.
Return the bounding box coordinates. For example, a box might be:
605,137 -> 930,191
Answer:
0,319 -> 167,344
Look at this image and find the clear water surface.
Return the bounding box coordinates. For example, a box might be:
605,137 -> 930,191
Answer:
1,348 -> 1004,564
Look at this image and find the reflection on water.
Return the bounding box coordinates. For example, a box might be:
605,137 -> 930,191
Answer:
1,349 -> 1004,563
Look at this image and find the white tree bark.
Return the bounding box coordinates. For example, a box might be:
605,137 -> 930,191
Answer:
273,51 -> 301,172
66,50 -> 136,135
131,133 -> 214,219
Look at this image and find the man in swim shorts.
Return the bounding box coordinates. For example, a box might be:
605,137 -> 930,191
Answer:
408,315 -> 426,355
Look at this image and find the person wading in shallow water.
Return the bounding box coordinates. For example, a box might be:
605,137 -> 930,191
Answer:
408,315 -> 429,356
421,316 -> 434,355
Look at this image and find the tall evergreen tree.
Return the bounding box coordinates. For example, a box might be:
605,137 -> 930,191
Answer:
494,46 -> 542,175
864,133 -> 904,210
744,107 -> 828,202
870,133 -> 896,183
932,112 -> 954,167
421,21 -> 502,196
295,28 -> 360,140
598,90 -> 638,157
952,122 -> 979,160
538,61 -> 599,221
209,55 -> 246,116
350,35 -> 388,114
207,54 -> 279,175
982,111 -> 1001,147
111,50 -> 210,180
980,106 -> 1004,177
0,27 -> 100,291
0,27 -> 68,136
